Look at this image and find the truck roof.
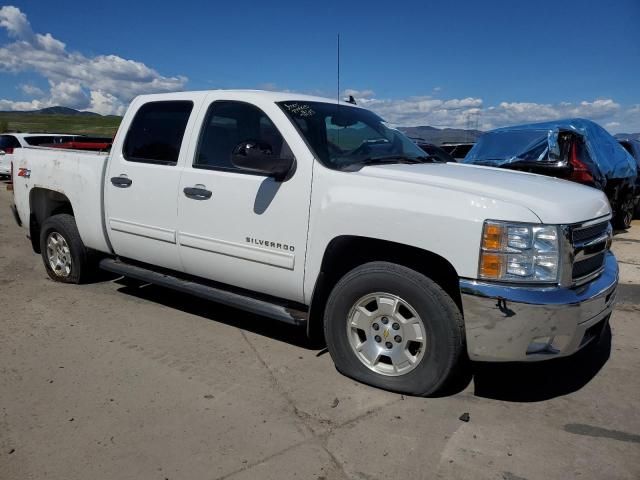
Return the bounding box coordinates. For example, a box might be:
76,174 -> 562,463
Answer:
134,89 -> 364,108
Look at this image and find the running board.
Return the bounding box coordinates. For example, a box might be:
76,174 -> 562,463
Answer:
99,258 -> 307,326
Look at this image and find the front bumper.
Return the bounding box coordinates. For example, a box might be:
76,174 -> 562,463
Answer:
460,252 -> 618,362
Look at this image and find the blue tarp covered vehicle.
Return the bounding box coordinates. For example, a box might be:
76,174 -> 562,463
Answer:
464,118 -> 638,228
618,138 -> 640,218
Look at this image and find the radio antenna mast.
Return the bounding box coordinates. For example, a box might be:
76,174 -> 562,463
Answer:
337,33 -> 340,104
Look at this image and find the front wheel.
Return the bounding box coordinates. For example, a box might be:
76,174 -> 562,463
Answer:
39,214 -> 94,284
324,262 -> 467,396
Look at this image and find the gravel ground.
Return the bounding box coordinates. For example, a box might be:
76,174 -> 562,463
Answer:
1,184 -> 639,480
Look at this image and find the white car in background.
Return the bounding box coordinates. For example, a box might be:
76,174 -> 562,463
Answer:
0,133 -> 74,177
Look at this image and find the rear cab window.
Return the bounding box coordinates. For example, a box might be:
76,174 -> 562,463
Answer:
123,101 -> 193,165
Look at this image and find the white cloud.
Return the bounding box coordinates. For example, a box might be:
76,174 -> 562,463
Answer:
0,5 -> 30,40
345,90 -> 485,128
89,90 -> 125,116
0,5 -> 187,114
19,83 -> 43,96
48,80 -> 88,109
0,97 -> 46,110
257,82 -> 284,92
344,88 -> 375,99
343,87 -> 638,133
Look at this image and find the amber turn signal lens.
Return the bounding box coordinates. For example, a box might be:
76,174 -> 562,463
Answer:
482,224 -> 504,250
479,253 -> 503,278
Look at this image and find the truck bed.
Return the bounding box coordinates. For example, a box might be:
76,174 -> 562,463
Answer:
12,147 -> 112,254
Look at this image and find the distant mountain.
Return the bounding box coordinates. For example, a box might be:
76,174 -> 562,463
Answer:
0,106 -> 101,116
399,126 -> 483,145
615,132 -> 640,141
34,106 -> 101,116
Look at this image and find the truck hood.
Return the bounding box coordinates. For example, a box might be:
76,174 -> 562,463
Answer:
359,162 -> 611,224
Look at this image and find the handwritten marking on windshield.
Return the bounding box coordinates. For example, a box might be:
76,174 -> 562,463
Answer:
283,103 -> 315,117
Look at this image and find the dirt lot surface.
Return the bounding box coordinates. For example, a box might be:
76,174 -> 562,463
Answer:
1,185 -> 639,480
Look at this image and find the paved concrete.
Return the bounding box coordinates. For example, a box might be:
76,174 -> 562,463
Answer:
0,184 -> 638,480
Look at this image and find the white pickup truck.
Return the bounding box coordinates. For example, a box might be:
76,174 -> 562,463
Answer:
11,90 -> 618,396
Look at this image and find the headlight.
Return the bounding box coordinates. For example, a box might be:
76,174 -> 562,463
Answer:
479,221 -> 560,283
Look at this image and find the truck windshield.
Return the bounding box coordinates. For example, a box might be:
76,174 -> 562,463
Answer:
277,101 -> 429,170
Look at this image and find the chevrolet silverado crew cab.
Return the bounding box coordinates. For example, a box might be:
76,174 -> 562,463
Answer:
11,90 -> 618,396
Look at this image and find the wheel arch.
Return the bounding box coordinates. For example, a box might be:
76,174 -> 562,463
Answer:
29,187 -> 75,253
307,235 -> 462,342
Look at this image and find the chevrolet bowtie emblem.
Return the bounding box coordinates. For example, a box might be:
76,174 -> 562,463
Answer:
383,329 -> 390,339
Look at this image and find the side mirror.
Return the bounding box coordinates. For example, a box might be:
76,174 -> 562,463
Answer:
231,140 -> 294,180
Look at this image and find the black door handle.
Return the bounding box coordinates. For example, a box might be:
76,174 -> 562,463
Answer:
183,186 -> 212,200
111,176 -> 132,188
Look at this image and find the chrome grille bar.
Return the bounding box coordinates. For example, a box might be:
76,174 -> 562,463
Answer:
569,221 -> 611,285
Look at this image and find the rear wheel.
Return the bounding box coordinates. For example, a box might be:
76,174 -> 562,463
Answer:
324,262 -> 466,396
39,214 -> 94,284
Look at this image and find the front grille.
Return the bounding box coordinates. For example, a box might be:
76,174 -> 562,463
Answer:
570,221 -> 610,282
572,252 -> 605,279
572,221 -> 609,244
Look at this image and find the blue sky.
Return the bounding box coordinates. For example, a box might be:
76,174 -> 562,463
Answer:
1,1 -> 639,131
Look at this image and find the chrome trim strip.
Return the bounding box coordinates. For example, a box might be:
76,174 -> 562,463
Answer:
573,265 -> 606,286
109,218 -> 176,244
178,232 -> 295,270
573,214 -> 612,228
559,224 -> 574,287
574,232 -> 610,249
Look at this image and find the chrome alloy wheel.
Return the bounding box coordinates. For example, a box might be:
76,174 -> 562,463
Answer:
46,232 -> 72,278
346,292 -> 427,376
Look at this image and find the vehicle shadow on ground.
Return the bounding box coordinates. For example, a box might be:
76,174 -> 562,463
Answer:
616,283 -> 640,305
613,225 -> 637,236
113,277 -> 320,351
109,276 -> 612,401
471,325 -> 611,402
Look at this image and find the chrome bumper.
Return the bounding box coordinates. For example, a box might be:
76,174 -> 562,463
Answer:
460,252 -> 618,362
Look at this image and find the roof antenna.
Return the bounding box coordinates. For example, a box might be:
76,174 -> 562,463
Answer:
337,33 -> 340,104
337,35 -> 356,106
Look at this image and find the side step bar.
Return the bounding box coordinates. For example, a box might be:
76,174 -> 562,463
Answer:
99,258 -> 307,326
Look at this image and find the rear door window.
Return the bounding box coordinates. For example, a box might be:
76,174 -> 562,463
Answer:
123,101 -> 193,165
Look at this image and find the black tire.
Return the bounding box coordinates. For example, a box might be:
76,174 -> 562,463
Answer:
613,192 -> 634,230
39,214 -> 93,284
324,261 -> 466,396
